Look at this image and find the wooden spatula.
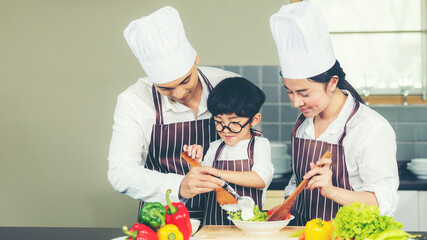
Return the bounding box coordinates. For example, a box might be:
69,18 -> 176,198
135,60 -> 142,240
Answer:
180,152 -> 238,206
267,150 -> 333,221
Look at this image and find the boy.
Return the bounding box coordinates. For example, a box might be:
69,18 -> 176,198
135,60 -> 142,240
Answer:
184,77 -> 274,225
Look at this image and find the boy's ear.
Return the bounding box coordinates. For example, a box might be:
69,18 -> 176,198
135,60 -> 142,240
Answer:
250,113 -> 262,127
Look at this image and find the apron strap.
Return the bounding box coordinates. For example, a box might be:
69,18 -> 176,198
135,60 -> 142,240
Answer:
247,135 -> 256,166
151,68 -> 214,125
338,101 -> 360,145
151,85 -> 164,125
291,113 -> 306,137
214,141 -> 226,161
197,68 -> 214,91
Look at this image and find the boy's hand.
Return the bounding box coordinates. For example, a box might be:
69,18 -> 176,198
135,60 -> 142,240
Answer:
183,144 -> 203,163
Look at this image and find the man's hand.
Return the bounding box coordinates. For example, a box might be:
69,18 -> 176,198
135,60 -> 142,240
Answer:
179,166 -> 224,199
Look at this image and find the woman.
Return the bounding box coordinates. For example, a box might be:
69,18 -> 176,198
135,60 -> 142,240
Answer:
270,2 -> 399,225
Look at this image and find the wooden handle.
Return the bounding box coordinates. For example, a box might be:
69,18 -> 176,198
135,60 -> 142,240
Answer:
181,152 -> 201,167
267,150 -> 333,221
289,150 -> 333,198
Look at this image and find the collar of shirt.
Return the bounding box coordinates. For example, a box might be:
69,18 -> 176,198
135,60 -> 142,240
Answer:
158,70 -> 210,117
303,90 -> 356,140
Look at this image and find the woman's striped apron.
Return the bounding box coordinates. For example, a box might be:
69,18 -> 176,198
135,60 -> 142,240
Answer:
203,133 -> 263,225
290,101 -> 360,225
137,69 -> 218,222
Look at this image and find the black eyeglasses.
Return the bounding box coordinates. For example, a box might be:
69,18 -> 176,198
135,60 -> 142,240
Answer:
214,118 -> 252,133
279,71 -> 283,77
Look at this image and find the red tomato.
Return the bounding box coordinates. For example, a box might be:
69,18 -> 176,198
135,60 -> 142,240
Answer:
267,210 -> 275,216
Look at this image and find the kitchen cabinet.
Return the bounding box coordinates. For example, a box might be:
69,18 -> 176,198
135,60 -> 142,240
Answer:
394,191 -> 419,231
263,190 -> 285,211
420,191 -> 427,231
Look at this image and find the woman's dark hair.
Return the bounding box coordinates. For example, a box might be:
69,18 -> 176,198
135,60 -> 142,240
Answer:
309,60 -> 364,103
207,77 -> 266,118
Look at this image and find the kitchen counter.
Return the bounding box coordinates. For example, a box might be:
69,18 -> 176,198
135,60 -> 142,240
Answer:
1,227 -> 425,240
268,161 -> 427,191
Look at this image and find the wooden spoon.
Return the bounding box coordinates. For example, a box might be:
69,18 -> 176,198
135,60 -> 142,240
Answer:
180,152 -> 238,207
267,150 -> 333,221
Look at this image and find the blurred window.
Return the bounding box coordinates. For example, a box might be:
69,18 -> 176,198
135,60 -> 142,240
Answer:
312,0 -> 426,97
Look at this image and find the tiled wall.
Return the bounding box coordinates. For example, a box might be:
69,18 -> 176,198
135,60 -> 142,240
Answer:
214,65 -> 427,161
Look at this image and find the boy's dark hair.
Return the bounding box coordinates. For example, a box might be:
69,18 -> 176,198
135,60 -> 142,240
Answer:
207,77 -> 266,118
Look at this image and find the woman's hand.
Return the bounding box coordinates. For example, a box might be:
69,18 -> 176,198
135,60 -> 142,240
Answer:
179,166 -> 224,199
183,144 -> 203,163
304,157 -> 335,198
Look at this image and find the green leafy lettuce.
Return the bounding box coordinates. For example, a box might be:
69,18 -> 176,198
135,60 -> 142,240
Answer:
331,202 -> 403,240
228,205 -> 269,222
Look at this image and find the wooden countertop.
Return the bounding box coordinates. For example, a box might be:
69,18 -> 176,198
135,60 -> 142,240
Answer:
194,225 -> 304,239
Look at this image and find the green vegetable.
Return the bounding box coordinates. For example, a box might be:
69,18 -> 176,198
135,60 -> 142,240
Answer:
370,229 -> 420,240
331,202 -> 403,240
289,229 -> 305,237
138,202 -> 167,231
228,205 -> 269,222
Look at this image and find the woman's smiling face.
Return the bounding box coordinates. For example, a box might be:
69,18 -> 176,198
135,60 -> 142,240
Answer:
283,77 -> 332,118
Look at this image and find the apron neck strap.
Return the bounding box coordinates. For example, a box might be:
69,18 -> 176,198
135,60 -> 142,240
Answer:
152,85 -> 164,124
337,101 -> 360,145
151,68 -> 214,125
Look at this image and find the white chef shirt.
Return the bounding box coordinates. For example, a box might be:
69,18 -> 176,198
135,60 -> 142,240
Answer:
108,67 -> 239,205
201,136 -> 275,205
284,91 -> 399,216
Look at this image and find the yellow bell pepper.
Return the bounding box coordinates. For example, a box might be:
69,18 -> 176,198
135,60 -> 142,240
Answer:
157,224 -> 183,240
305,218 -> 332,240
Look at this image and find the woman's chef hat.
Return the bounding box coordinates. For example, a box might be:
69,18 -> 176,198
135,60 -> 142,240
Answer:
270,1 -> 336,79
124,6 -> 197,84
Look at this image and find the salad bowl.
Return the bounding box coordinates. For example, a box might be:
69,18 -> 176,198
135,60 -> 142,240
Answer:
227,215 -> 294,234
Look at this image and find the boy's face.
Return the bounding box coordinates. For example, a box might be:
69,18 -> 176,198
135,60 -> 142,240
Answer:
213,113 -> 253,146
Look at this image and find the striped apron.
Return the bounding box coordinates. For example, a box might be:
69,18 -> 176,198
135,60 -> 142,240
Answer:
204,132 -> 263,225
138,69 -> 218,222
290,101 -> 360,226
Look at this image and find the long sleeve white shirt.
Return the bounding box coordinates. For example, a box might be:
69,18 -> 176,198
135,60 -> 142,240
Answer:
284,92 -> 399,216
201,136 -> 275,205
108,67 -> 239,205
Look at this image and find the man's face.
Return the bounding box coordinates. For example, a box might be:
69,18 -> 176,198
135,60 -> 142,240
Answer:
154,57 -> 200,105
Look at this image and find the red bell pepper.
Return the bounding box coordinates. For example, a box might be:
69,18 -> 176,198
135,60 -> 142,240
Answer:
122,223 -> 158,240
164,189 -> 192,240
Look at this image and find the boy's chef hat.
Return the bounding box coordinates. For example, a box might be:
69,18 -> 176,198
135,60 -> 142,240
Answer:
124,6 -> 197,84
270,1 -> 336,79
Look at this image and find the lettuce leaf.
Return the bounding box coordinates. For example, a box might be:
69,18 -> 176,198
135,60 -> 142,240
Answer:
228,205 -> 269,222
331,202 -> 403,240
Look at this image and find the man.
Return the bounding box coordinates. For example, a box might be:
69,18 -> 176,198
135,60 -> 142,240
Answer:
108,6 -> 239,221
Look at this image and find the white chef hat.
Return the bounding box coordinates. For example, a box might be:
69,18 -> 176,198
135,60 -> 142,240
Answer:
124,6 -> 197,84
270,1 -> 336,79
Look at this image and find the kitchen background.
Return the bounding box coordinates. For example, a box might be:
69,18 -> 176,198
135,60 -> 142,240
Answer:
1,0 -> 426,230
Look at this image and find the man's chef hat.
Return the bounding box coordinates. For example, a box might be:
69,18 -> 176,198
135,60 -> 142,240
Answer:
270,1 -> 336,79
124,6 -> 197,84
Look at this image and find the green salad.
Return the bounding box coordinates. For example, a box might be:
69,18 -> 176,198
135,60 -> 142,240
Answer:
332,202 -> 405,240
228,205 -> 269,222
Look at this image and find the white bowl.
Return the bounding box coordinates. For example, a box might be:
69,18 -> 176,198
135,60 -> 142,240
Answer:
408,168 -> 427,176
410,158 -> 427,163
190,218 -> 201,236
227,215 -> 294,234
407,164 -> 427,170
